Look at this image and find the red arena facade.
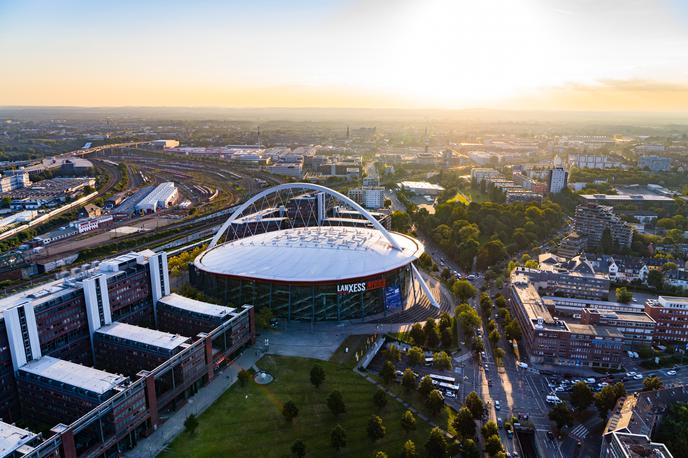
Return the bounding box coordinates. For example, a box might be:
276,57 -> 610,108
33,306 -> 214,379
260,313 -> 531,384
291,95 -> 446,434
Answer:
191,183 -> 437,321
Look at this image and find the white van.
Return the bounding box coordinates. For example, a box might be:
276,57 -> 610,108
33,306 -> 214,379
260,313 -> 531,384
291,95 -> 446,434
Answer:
546,395 -> 562,404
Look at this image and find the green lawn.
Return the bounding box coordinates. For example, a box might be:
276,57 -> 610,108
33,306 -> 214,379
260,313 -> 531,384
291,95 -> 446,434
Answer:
161,355 -> 432,458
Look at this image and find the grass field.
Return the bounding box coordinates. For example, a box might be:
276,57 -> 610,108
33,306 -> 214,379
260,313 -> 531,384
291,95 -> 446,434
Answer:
160,355 -> 433,458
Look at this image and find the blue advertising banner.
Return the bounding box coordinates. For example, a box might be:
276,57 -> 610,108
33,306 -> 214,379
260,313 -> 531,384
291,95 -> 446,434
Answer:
385,285 -> 402,309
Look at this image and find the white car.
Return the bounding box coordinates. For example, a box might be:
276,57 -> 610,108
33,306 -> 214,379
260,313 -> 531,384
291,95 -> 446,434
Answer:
633,374 -> 643,380
626,372 -> 636,378
495,400 -> 501,410
667,370 -> 677,376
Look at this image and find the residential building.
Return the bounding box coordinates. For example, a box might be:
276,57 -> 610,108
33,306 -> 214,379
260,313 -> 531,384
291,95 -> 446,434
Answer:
548,167 -> 568,193
505,189 -> 543,204
638,155 -> 671,172
0,171 -> 30,192
533,254 -> 611,300
348,186 -> 385,209
664,268 -> 688,290
574,204 -> 633,249
601,385 -> 688,458
470,167 -> 500,184
644,296 -> 688,343
558,232 -> 586,258
78,204 -> 102,219
568,154 -> 623,169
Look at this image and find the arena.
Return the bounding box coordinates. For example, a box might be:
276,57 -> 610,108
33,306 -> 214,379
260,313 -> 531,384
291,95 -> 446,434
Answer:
191,183 -> 437,321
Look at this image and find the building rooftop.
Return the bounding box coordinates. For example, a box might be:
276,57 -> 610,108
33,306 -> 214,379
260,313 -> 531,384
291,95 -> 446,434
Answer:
96,322 -> 189,351
159,293 -> 235,319
398,181 -> 445,192
510,272 -> 562,331
196,226 -> 423,283
581,194 -> 675,202
566,323 -> 623,338
0,421 -> 37,457
606,432 -> 674,458
19,356 -> 127,395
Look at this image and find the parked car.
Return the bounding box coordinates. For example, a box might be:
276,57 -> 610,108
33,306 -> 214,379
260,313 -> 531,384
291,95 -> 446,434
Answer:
495,400 -> 501,410
667,370 -> 677,376
633,374 -> 643,380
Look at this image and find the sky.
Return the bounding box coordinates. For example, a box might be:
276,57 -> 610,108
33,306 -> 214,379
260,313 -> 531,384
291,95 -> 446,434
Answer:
1,0 -> 688,111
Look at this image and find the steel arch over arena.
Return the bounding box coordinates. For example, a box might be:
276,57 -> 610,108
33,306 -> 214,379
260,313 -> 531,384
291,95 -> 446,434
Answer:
191,183 -> 439,321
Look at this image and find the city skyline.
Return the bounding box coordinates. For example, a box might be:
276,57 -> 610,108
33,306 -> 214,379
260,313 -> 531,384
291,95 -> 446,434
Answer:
2,0 -> 688,111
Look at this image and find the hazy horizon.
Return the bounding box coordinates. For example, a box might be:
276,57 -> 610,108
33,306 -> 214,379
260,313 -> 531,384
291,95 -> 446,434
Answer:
2,0 -> 688,112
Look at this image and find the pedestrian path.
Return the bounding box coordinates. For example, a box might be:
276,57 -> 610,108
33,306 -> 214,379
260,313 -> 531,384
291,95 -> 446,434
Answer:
126,348 -> 262,458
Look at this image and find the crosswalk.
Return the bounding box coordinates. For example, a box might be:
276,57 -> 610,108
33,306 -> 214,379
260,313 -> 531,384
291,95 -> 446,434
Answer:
570,424 -> 589,440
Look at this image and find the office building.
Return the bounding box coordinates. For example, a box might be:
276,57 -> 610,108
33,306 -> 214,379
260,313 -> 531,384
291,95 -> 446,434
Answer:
644,296 -> 688,343
0,420 -> 42,457
574,204 -> 633,249
0,248 -> 255,458
398,181 -> 445,196
0,171 -> 30,192
509,271 -> 623,369
548,167 -> 568,193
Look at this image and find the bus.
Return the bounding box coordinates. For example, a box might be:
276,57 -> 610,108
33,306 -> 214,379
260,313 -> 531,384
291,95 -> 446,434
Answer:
436,381 -> 460,392
429,374 -> 457,384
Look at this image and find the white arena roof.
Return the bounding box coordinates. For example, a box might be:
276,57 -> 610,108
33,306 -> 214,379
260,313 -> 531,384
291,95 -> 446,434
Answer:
195,226 -> 423,283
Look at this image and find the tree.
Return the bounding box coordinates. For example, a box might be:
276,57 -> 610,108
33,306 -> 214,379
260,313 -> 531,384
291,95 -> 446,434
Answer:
291,440 -> 306,458
648,269 -> 664,289
461,438 -> 481,458
505,320 -> 522,341
655,402 -> 688,457
441,327 -> 453,349
384,344 -> 401,362
495,294 -> 507,308
374,452 -> 388,458
465,391 -> 484,420
373,388 -> 388,410
401,439 -> 417,458
616,287 -> 633,304
330,424 -> 346,452
378,361 -> 396,386
418,375 -> 434,398
458,309 -> 481,336
480,293 -> 492,316
367,415 -> 386,442
283,400 -> 299,423
426,389 -> 445,416
487,319 -> 497,333
485,434 -> 504,457
494,347 -> 505,362
409,324 -> 425,346
327,390 -> 346,417
570,381 -> 594,412
401,409 -> 417,434
402,368 -> 417,392
425,427 -> 448,458
184,413 -> 199,435
452,279 -> 477,303
482,420 -> 498,438
452,406 -> 476,439
438,312 -> 453,331
310,365 -> 326,389
548,403 -> 574,429
595,382 -> 626,419
471,336 -> 484,354
433,351 -> 452,370
237,369 -> 251,387
408,347 -> 424,366
643,376 -> 663,391
424,319 -> 440,348
488,329 -> 501,346
255,307 -> 273,329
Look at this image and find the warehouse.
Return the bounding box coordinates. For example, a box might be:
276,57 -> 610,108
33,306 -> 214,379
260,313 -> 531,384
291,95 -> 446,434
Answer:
135,182 -> 178,213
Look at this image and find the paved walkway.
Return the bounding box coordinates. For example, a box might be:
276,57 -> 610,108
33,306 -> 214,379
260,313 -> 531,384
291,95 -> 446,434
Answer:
126,348 -> 262,458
